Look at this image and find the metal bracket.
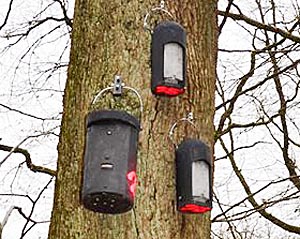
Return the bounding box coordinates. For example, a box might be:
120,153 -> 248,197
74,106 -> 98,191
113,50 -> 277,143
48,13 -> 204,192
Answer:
92,76 -> 144,121
112,75 -> 123,96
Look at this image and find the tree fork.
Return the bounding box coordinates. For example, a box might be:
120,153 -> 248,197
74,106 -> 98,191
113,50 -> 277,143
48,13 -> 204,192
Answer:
48,0 -> 217,238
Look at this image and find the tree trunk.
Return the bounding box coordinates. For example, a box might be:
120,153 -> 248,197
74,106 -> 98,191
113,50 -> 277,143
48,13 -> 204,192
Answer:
48,0 -> 217,238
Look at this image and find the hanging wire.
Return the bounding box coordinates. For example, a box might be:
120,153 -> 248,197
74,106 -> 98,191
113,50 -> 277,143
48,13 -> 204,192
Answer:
168,112 -> 199,148
143,0 -> 174,33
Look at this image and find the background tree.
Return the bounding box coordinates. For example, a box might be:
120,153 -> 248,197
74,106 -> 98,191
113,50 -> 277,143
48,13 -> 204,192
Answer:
0,0 -> 71,238
213,0 -> 300,238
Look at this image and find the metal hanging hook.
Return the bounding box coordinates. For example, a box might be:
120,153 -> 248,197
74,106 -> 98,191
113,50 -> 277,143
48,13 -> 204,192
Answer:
143,0 -> 174,33
92,75 -> 143,119
168,112 -> 199,148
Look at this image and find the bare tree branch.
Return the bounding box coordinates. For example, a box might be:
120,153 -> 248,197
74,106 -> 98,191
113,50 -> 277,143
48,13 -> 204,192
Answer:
212,176 -> 299,222
219,0 -> 235,34
216,58 -> 300,111
216,51 -> 256,134
260,4 -> 300,191
0,206 -> 15,239
214,193 -> 239,239
20,178 -> 53,238
219,136 -> 300,234
0,193 -> 34,203
0,144 -> 56,177
0,182 -> 52,239
218,10 -> 300,43
0,0 -> 14,31
215,141 -> 270,161
215,190 -> 300,223
4,17 -> 69,39
0,103 -> 58,121
53,0 -> 72,28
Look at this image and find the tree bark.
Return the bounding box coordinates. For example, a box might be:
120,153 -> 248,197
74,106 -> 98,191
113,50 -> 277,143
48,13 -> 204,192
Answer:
48,0 -> 217,238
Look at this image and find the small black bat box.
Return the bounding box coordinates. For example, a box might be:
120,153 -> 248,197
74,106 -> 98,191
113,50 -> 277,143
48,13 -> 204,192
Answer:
82,110 -> 140,214
151,20 -> 186,96
175,139 -> 212,213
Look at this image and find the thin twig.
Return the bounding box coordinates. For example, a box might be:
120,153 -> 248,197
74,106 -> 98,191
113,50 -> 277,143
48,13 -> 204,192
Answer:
0,142 -> 56,177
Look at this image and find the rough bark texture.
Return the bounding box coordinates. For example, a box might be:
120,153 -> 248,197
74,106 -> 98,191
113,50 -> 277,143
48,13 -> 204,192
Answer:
48,0 -> 217,238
